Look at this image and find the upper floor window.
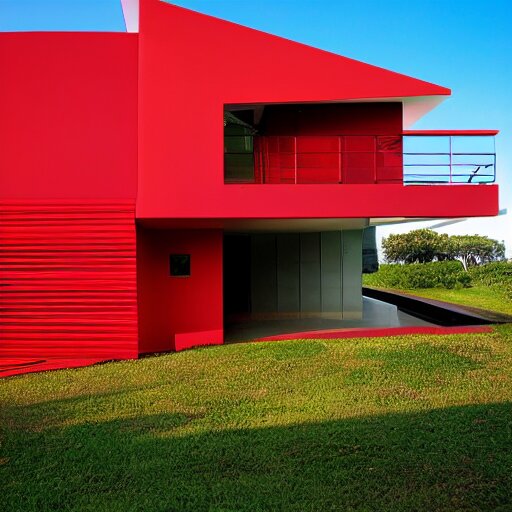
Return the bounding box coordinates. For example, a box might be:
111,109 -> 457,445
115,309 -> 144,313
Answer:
224,102 -> 404,185
224,111 -> 256,183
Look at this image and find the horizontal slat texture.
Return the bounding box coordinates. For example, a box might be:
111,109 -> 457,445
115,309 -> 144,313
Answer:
0,202 -> 138,358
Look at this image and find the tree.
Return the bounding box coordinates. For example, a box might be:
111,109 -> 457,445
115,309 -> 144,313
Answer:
382,229 -> 447,264
382,229 -> 505,269
449,235 -> 505,270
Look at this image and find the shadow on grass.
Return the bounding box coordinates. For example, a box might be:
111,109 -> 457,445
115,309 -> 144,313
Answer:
2,402 -> 511,511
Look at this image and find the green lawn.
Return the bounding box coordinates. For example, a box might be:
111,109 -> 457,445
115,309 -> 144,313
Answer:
2,327 -> 512,511
390,285 -> 512,317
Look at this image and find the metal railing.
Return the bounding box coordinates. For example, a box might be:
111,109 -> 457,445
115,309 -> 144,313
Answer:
224,131 -> 497,185
403,130 -> 497,185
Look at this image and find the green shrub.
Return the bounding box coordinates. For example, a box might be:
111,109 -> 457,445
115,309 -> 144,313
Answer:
469,261 -> 512,286
469,262 -> 512,299
363,261 -> 470,290
453,270 -> 472,289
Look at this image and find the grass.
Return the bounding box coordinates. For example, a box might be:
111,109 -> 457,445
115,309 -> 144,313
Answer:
2,327 -> 512,511
385,285 -> 512,317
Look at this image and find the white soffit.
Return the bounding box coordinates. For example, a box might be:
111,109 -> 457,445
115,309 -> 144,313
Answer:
370,217 -> 468,229
402,95 -> 450,128
224,218 -> 369,232
121,0 -> 139,33
370,217 -> 440,226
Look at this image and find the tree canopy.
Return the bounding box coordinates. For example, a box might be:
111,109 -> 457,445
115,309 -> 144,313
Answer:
449,235 -> 506,270
382,229 -> 505,269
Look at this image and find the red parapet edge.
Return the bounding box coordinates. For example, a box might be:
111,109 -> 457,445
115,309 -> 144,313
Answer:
403,129 -> 499,136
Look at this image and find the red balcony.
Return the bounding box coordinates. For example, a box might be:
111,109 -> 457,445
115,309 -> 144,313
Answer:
224,130 -> 497,186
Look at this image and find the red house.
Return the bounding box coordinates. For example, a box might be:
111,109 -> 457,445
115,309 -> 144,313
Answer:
0,0 -> 499,365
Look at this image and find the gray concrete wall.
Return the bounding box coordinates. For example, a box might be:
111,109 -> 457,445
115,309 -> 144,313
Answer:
341,230 -> 363,319
250,230 -> 363,319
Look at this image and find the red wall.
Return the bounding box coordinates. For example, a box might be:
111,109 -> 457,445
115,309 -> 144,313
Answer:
0,202 -> 138,359
255,103 -> 403,184
137,228 -> 223,353
0,32 -> 138,199
136,0 -> 497,220
0,33 -> 139,360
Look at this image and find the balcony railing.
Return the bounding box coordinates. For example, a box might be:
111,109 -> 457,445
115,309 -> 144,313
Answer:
224,131 -> 497,185
403,130 -> 497,185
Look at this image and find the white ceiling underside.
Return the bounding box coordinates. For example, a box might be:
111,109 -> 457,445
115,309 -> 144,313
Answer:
369,217 -> 465,228
137,218 -> 370,232
223,218 -> 369,232
139,213 -> 508,232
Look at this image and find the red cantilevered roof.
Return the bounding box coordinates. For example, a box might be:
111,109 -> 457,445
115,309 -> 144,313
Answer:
136,0 -> 450,126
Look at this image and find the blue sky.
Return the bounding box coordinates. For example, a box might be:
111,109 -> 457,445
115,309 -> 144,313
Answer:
1,0 -> 510,255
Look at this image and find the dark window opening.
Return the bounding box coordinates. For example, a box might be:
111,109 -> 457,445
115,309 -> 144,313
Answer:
224,103 -> 405,185
224,111 -> 257,183
170,254 -> 191,277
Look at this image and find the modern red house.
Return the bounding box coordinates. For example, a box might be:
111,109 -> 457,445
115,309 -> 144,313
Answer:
0,0 -> 499,367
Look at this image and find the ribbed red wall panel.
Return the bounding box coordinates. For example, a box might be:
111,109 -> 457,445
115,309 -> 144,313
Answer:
0,202 -> 138,359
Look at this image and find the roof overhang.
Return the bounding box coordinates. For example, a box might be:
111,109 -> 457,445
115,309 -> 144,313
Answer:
227,95 -> 450,129
137,217 -> 370,232
369,208 -> 507,229
126,1 -> 450,127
